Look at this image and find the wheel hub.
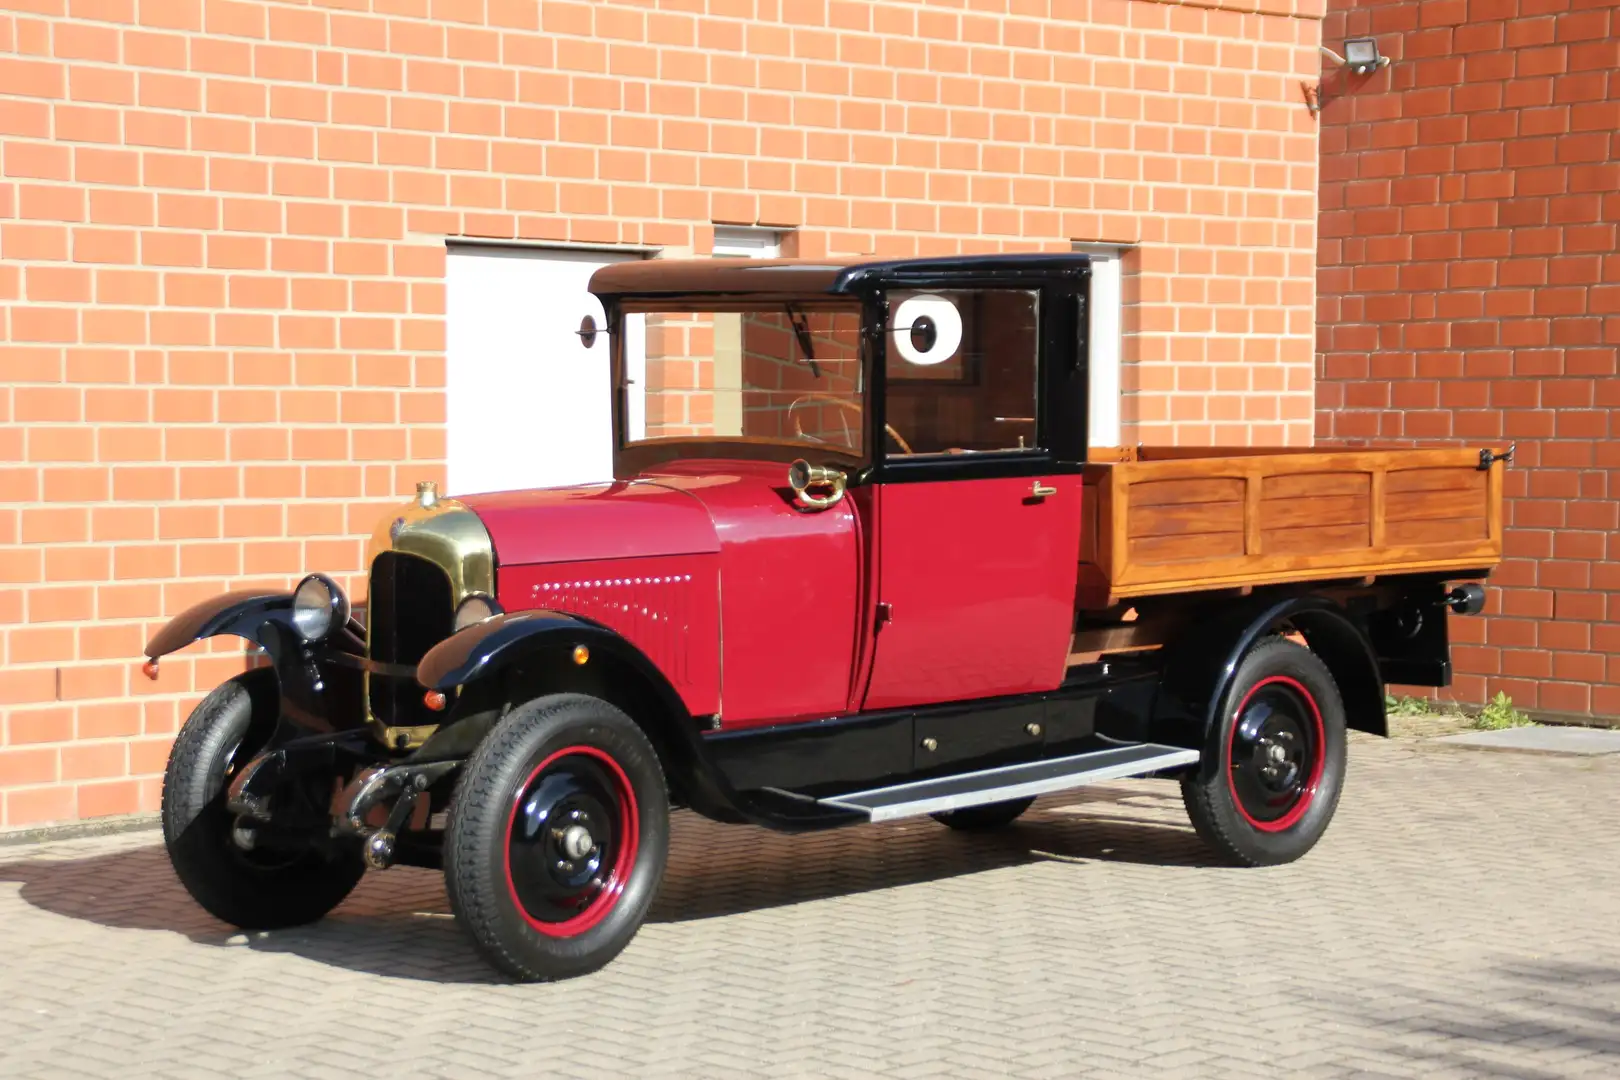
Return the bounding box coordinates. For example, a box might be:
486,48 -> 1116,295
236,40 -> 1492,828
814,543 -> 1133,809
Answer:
560,823 -> 596,862
505,747 -> 639,936
1227,677 -> 1324,832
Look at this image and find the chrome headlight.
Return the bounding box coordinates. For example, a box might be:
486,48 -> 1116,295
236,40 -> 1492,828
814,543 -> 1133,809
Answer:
453,593 -> 502,632
292,573 -> 349,643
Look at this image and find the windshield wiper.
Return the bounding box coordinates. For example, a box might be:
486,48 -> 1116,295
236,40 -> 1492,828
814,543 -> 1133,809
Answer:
786,307 -> 822,378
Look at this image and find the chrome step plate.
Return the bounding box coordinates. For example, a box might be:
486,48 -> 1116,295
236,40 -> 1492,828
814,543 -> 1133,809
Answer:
818,743 -> 1200,823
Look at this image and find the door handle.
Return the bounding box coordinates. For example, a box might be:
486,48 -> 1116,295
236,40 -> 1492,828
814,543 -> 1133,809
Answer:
1031,481 -> 1057,498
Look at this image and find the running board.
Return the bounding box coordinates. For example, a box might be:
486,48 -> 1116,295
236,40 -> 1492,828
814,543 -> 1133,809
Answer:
817,743 -> 1200,823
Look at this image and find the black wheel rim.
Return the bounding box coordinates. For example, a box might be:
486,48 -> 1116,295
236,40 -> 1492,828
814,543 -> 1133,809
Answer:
504,746 -> 638,937
1225,676 -> 1324,832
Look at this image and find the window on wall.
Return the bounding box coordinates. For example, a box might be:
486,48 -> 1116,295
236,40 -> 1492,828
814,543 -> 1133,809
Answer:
711,226 -> 783,259
1073,244 -> 1125,451
883,290 -> 1040,458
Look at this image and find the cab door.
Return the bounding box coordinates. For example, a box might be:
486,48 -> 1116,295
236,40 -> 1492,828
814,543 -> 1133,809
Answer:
860,285 -> 1085,711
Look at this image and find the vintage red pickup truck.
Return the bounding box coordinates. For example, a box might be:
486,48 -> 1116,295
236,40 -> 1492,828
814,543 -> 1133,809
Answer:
144,254 -> 1505,981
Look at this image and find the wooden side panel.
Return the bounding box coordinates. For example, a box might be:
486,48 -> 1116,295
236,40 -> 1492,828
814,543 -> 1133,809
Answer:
1259,473 -> 1371,554
1123,477 -> 1243,566
1079,447 -> 1506,605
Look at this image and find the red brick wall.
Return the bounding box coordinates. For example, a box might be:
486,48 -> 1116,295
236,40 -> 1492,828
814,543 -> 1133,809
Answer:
1317,0 -> 1619,716
1,0 -> 1324,828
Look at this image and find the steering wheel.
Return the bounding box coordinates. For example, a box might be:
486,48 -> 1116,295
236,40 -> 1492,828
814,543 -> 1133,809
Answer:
787,393 -> 914,456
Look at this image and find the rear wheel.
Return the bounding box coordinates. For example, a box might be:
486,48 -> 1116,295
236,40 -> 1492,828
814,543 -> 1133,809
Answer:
444,693 -> 669,982
1181,637 -> 1347,867
931,797 -> 1035,831
162,670 -> 366,929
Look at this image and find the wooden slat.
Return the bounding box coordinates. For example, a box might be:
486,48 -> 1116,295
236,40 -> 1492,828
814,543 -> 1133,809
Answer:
1386,517 -> 1488,545
1244,474 -> 1263,555
1385,467 -> 1487,494
1111,448 -> 1481,484
1385,488 -> 1489,522
1129,530 -> 1246,564
1370,467 -> 1387,547
1108,466 -> 1128,584
1262,472 -> 1371,500
1259,494 -> 1370,531
1260,523 -> 1372,555
1129,476 -> 1245,507
1128,500 -> 1244,539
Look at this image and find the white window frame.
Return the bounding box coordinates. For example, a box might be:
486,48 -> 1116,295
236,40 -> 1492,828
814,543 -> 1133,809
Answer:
712,225 -> 783,259
1073,243 -> 1125,450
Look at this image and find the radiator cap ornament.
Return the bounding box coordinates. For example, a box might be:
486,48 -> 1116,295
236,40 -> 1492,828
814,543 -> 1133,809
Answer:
416,480 -> 439,509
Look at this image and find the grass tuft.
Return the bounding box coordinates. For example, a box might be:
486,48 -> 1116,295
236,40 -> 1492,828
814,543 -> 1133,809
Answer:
1474,691 -> 1534,730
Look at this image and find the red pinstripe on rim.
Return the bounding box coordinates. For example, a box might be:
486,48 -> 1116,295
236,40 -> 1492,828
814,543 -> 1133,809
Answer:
1225,675 -> 1325,833
503,745 -> 640,938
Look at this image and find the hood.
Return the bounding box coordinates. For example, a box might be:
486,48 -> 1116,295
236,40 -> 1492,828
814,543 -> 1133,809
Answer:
460,481 -> 720,567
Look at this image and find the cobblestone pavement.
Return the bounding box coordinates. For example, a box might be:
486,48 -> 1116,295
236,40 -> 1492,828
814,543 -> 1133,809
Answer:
2,736 -> 1617,1079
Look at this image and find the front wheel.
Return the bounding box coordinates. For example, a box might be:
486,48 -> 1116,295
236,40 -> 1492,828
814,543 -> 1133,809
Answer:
162,670 -> 366,929
1181,637 -> 1348,867
444,693 -> 670,982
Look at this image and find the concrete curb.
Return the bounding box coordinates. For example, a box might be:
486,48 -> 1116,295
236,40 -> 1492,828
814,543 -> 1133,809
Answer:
0,812 -> 161,848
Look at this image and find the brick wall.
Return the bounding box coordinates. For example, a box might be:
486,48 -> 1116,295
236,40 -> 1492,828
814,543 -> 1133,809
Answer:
1,0 -> 1324,828
1317,0 -> 1619,716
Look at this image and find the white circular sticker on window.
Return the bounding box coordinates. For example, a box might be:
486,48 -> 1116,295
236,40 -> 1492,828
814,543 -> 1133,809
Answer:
891,293 -> 962,366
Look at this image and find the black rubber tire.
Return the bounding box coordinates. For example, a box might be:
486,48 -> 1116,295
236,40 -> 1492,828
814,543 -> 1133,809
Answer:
161,670 -> 366,930
444,693 -> 670,982
1181,637 -> 1348,867
931,797 -> 1036,831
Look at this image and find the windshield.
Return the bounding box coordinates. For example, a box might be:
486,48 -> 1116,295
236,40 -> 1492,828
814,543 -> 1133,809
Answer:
621,304 -> 864,458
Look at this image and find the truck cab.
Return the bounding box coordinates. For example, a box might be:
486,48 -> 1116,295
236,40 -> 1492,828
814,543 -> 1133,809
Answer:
145,254 -> 1502,982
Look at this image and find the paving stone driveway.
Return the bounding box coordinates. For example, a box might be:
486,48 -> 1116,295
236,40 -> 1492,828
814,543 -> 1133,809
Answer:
1,736 -> 1617,1079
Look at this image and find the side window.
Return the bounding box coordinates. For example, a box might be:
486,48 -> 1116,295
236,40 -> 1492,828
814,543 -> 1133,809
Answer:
884,289 -> 1039,457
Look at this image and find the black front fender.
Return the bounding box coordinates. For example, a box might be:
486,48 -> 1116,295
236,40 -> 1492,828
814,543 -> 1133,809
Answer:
418,610 -> 676,699
144,591 -> 294,659
416,611 -> 768,827
144,590 -> 370,737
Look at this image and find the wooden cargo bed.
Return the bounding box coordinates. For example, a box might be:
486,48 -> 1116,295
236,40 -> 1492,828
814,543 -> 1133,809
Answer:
1077,446 -> 1505,607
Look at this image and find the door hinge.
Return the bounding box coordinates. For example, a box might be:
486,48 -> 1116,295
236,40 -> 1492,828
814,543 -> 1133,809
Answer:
876,602 -> 893,629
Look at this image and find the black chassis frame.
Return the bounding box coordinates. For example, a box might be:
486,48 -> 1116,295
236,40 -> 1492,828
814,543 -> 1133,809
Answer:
146,569 -> 1477,856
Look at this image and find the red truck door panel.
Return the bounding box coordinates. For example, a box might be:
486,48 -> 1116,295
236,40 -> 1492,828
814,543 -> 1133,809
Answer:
861,474 -> 1082,711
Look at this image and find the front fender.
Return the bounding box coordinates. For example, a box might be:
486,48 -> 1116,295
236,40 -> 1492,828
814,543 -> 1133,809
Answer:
1154,594 -> 1386,757
416,610 -> 643,691
144,591 -> 293,659
416,611 -> 771,828
143,589 -> 369,737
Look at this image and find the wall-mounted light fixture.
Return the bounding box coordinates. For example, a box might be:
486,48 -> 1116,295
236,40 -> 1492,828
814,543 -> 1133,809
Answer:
1320,38 -> 1390,76
1306,37 -> 1391,117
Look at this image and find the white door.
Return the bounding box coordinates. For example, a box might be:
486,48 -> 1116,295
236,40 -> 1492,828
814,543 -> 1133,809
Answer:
445,246 -> 640,495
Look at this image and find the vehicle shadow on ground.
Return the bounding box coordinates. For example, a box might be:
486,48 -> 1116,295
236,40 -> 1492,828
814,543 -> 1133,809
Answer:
1342,961 -> 1620,1077
0,784 -> 1211,984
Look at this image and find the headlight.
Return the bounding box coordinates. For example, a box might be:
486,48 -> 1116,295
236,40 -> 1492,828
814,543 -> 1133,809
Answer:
454,593 -> 503,633
291,573 -> 349,642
